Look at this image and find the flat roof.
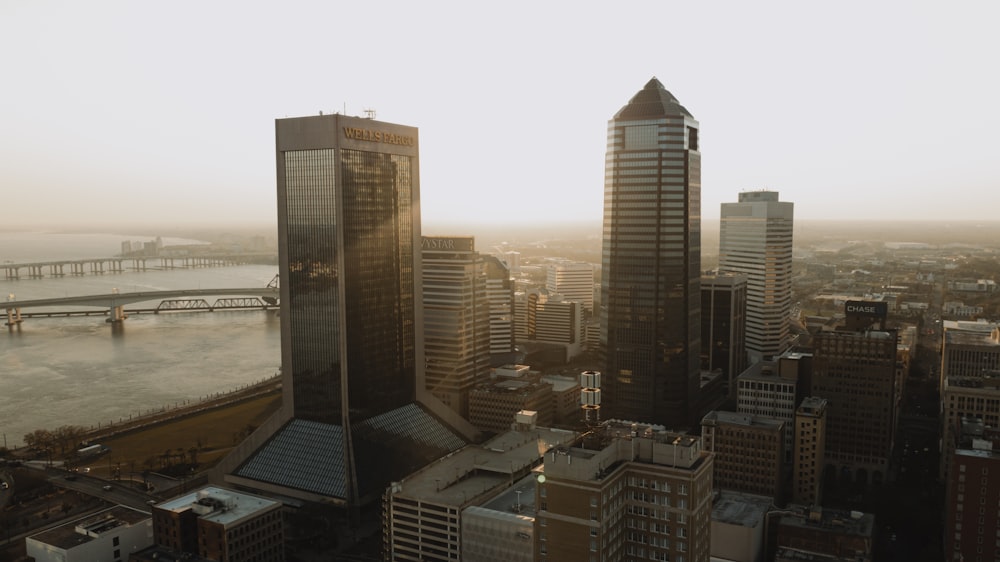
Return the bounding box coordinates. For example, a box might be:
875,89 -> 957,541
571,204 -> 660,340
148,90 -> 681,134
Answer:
479,474 -> 539,516
391,427 -> 575,507
711,491 -> 771,528
158,486 -> 279,527
29,506 -> 150,550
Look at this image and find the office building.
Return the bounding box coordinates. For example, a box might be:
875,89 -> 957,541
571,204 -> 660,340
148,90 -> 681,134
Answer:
484,255 -> 515,357
939,327 -> 1000,479
536,422 -> 714,562
533,295 -> 584,356
719,190 -> 794,363
811,327 -> 898,485
26,506 -> 152,562
701,411 -> 785,502
152,487 -> 283,562
422,235 -> 491,418
220,114 -> 472,523
382,412 -> 577,561
701,272 -> 748,398
601,77 -> 702,428
791,397 -> 827,506
546,260 -> 595,313
945,445 -> 1000,561
469,367 -> 555,434
736,358 -> 801,464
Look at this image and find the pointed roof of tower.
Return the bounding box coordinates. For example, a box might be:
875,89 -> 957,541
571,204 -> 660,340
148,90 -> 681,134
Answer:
614,77 -> 694,120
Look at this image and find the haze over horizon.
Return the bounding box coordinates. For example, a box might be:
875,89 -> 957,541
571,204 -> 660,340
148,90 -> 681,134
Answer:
2,2 -> 998,229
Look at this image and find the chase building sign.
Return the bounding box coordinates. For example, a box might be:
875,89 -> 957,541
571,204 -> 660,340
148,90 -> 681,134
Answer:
845,300 -> 887,318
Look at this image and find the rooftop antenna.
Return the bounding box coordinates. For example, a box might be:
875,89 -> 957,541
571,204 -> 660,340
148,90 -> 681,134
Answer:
364,108 -> 377,120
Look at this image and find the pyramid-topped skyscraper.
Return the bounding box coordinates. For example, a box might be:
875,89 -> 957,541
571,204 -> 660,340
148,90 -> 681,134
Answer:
600,78 -> 702,429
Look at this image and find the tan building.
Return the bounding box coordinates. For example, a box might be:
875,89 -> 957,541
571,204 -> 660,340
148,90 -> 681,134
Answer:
382,412 -> 577,561
939,326 -> 1000,480
540,373 -> 582,425
536,422 -> 714,562
469,368 -> 554,433
152,487 -> 283,562
701,411 -> 785,502
710,491 -> 772,562
792,397 -> 828,506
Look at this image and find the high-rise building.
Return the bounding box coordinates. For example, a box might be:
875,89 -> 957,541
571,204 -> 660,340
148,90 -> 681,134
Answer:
701,272 -> 748,399
221,114 -> 473,523
546,260 -> 595,313
601,77 -> 702,429
536,423 -> 714,562
811,328 -> 897,485
791,396 -> 827,506
483,255 -> 515,358
719,190 -> 794,363
422,235 -> 491,419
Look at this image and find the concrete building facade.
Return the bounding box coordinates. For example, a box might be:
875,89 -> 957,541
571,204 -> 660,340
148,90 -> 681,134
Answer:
719,190 -> 794,363
701,411 -> 785,502
26,506 -> 152,562
792,397 -> 828,506
536,423 -> 714,562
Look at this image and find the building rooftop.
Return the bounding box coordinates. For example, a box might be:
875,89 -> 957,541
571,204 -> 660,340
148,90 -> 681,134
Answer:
712,491 -> 772,528
614,77 -> 694,120
389,426 -> 576,508
478,474 -> 539,517
778,505 -> 874,538
540,374 -> 579,393
29,506 -> 150,550
702,411 -> 785,430
158,486 -> 279,527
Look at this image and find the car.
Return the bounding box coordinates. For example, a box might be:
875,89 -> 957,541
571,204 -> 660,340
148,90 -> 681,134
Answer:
102,485 -> 113,491
64,474 -> 78,481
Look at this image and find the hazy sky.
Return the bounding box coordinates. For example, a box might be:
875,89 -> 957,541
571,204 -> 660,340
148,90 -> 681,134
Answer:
2,1 -> 998,230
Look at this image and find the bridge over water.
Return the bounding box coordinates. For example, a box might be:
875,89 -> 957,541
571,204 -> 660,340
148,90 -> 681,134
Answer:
2,253 -> 276,280
4,287 -> 280,326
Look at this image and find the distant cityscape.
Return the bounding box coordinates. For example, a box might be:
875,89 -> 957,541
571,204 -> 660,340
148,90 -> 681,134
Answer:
7,79 -> 1000,562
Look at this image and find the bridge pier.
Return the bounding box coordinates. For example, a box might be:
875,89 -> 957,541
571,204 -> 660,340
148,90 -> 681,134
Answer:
5,307 -> 22,327
4,267 -> 19,280
131,258 -> 147,271
50,264 -> 65,277
70,263 -> 85,275
90,261 -> 105,275
28,265 -> 44,279
106,305 -> 127,324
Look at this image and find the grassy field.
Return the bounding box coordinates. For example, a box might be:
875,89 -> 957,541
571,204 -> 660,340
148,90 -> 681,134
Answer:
78,392 -> 282,478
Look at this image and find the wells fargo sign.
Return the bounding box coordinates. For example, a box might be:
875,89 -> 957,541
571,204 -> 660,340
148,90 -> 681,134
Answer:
343,127 -> 415,147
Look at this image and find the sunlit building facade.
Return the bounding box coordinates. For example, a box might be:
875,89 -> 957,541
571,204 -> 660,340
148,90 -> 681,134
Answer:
601,77 -> 702,429
224,114 -> 472,522
719,190 -> 794,363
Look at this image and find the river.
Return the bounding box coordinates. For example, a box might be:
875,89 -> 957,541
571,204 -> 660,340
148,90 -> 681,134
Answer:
0,231 -> 280,447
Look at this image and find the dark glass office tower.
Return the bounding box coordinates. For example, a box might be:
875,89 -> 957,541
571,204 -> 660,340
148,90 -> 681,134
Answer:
600,78 -> 702,428
229,114 -> 469,515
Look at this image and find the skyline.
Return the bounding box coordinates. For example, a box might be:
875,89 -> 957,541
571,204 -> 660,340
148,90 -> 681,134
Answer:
2,1 -> 999,229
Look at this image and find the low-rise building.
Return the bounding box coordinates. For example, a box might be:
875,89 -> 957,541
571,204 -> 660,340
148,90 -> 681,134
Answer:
152,486 -> 283,561
710,491 -> 771,562
26,505 -> 152,562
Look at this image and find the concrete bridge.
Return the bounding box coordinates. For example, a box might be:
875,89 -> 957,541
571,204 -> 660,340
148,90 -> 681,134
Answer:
4,287 -> 279,326
2,254 -> 276,280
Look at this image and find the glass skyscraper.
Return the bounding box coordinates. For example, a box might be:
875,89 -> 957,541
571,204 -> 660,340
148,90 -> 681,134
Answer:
600,78 -> 702,429
228,114 -> 470,517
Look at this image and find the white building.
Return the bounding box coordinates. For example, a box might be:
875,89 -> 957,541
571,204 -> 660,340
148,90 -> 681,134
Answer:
720,190 -> 794,363
545,261 -> 594,313
26,506 -> 152,562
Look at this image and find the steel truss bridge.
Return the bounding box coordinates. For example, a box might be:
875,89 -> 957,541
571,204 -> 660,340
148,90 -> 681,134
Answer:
4,286 -> 279,326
